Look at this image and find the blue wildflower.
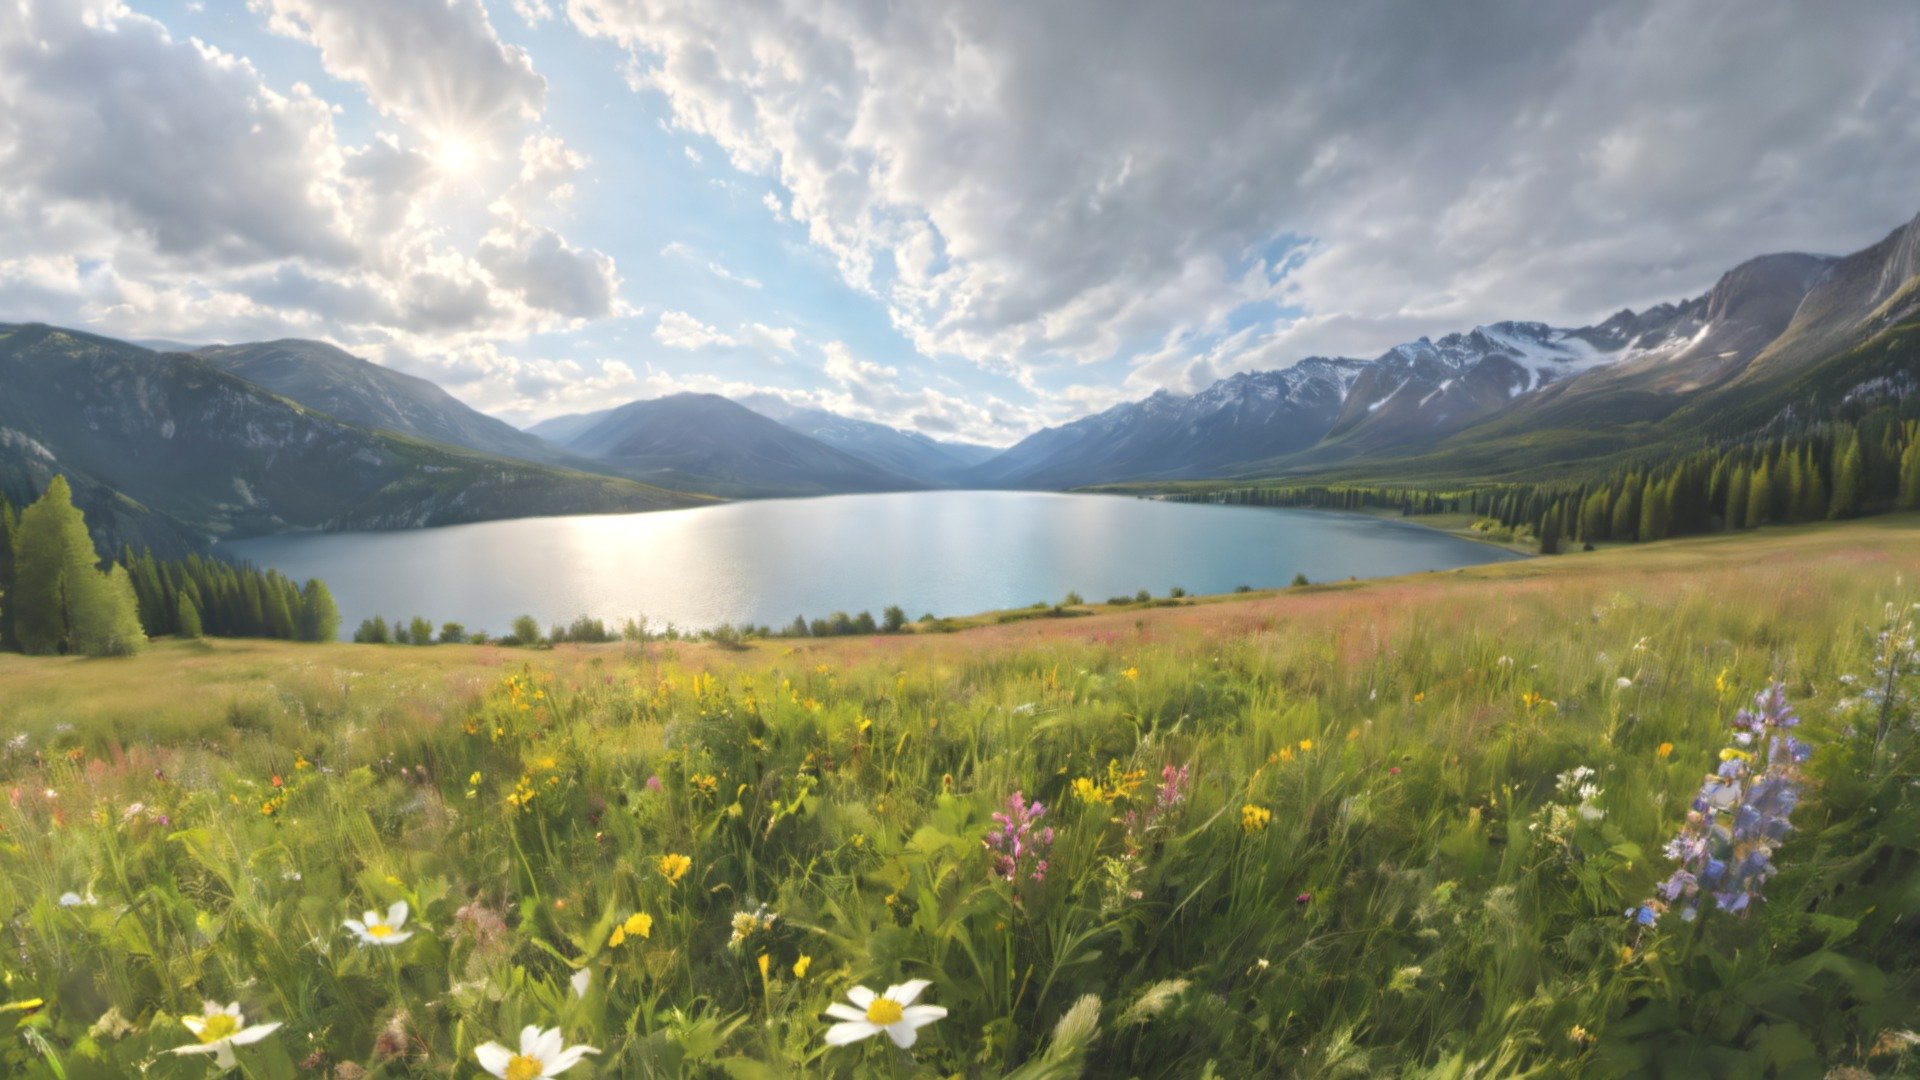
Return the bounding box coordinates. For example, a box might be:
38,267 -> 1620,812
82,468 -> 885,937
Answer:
1632,680 -> 1811,925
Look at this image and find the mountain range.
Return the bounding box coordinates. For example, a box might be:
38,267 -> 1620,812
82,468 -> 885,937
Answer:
977,209 -> 1920,486
0,325 -> 709,556
6,207 -> 1919,553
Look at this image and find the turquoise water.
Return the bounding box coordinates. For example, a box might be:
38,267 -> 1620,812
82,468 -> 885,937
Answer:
226,490 -> 1521,638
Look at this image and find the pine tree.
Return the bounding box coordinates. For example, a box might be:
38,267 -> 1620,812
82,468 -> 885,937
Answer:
1538,504 -> 1563,555
1831,432 -> 1867,519
1725,463 -> 1750,530
1637,476 -> 1665,542
82,565 -> 147,656
298,580 -> 341,642
1746,461 -> 1772,529
0,497 -> 17,650
13,476 -> 116,655
177,591 -> 203,638
262,578 -> 297,640
1900,435 -> 1920,510
1611,475 -> 1641,541
1800,446 -> 1828,522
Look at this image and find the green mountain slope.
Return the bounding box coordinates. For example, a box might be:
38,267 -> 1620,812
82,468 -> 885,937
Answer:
193,339 -> 580,466
0,324 -> 713,554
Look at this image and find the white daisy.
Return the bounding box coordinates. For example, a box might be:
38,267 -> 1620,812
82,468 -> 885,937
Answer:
824,980 -> 947,1049
569,968 -> 591,999
172,1000 -> 282,1071
344,900 -> 413,946
475,1025 -> 599,1078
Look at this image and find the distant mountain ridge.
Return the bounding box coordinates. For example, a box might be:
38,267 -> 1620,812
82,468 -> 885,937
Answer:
737,397 -> 996,485
532,393 -> 923,497
0,324 -> 709,557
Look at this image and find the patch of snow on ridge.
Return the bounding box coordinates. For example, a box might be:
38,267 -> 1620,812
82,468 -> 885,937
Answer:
1473,322 -> 1619,390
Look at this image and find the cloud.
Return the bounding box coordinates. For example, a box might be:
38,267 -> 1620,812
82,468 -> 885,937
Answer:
478,221 -> 621,320
651,309 -> 798,358
653,309 -> 735,350
570,0 -> 1920,387
253,0 -> 545,145
0,1 -> 355,269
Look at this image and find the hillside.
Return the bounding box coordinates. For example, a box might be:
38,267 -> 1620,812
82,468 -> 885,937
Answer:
535,392 -> 923,497
2,515 -> 1914,1076
194,339 -> 579,466
0,323 -> 712,554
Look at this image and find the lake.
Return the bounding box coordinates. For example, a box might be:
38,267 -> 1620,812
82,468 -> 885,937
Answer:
225,490 -> 1523,639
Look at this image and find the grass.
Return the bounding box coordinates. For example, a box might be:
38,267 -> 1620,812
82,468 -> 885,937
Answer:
2,517 -> 1919,1076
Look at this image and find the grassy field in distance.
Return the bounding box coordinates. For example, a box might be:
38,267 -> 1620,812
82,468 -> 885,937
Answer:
1,516 -> 1917,1076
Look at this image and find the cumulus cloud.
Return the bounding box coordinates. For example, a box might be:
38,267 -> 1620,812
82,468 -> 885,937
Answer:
653,309 -> 735,350
570,0 -> 1920,383
478,221 -> 621,320
252,0 -> 545,145
0,1 -> 355,269
652,309 -> 799,358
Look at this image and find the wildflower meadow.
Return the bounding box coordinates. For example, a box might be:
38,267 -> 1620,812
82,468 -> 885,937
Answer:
2,523 -> 1920,1076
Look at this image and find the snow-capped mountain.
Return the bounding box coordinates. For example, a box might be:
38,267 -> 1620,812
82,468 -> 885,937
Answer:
973,221 -> 1891,487
963,357 -> 1368,488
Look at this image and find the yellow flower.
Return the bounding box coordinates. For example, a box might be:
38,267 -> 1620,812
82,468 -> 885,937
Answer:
1412,692 -> 1425,703
1122,667 -> 1139,681
1297,739 -> 1313,753
1277,746 -> 1294,762
757,953 -> 770,981
1240,804 -> 1272,833
293,756 -> 310,771
609,912 -> 652,947
792,954 -> 812,979
658,853 -> 692,885
1655,743 -> 1674,759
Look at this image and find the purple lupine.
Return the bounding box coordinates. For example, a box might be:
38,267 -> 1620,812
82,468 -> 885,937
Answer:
1631,681 -> 1810,925
985,791 -> 1054,884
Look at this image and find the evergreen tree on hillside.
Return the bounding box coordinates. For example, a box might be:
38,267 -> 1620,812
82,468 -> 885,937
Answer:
262,578 -> 297,640
1900,436 -> 1920,510
1725,463 -> 1750,531
0,497 -> 18,650
1537,505 -> 1563,554
1830,432 -> 1867,520
86,565 -> 147,656
1745,461 -> 1772,530
298,580 -> 340,642
13,476 -> 108,655
1610,476 -> 1640,541
177,591 -> 203,639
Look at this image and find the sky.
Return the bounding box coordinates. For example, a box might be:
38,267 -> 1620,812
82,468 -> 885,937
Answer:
2,1 -> 1918,445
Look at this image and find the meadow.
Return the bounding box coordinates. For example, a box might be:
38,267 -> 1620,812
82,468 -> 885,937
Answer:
2,518 -> 1919,1077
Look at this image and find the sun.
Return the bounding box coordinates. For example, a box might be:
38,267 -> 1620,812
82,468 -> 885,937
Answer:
431,135 -> 480,176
